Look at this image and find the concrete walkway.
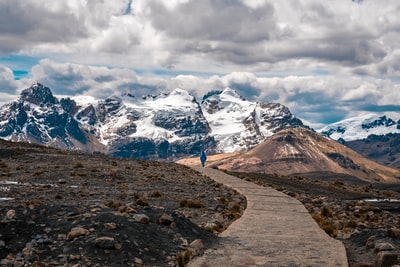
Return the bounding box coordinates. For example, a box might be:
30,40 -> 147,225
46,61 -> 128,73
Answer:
188,167 -> 348,267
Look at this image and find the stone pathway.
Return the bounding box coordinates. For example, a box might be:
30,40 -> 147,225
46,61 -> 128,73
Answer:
188,167 -> 348,267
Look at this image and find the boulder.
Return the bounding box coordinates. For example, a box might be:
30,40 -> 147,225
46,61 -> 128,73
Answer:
376,251 -> 398,267
67,227 -> 89,240
374,242 -> 395,252
159,213 -> 174,225
94,237 -> 115,249
132,214 -> 150,224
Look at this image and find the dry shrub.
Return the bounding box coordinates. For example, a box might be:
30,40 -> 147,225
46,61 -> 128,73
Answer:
105,200 -> 123,209
176,249 -> 191,267
74,163 -> 84,169
108,169 -> 118,177
312,214 -> 337,237
205,223 -> 223,234
227,202 -> 242,220
136,198 -> 149,206
0,161 -> 8,168
179,199 -> 204,208
218,197 -> 227,205
320,205 -> 332,217
150,190 -> 163,198
346,219 -> 357,228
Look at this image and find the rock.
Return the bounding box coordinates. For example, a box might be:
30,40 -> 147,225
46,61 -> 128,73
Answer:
22,247 -> 33,257
114,242 -> 122,250
134,257 -> 143,266
57,234 -> 67,240
6,209 -> 16,219
32,261 -> 48,267
132,214 -> 150,224
353,263 -> 375,267
91,207 -> 101,213
376,251 -> 398,267
69,254 -> 81,260
159,213 -> 174,225
94,237 -> 115,249
104,222 -> 117,230
204,222 -> 218,230
67,227 -> 89,240
375,242 -> 395,252
125,206 -> 137,214
388,227 -> 400,238
188,239 -> 204,256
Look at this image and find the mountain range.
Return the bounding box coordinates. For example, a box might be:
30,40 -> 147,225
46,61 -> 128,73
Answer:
319,113 -> 400,141
319,114 -> 400,168
0,83 -> 303,160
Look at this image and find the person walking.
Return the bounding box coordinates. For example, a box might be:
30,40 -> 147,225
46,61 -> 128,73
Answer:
200,151 -> 207,167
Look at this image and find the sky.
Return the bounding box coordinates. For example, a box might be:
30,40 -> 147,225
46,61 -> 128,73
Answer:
1,0 -> 400,129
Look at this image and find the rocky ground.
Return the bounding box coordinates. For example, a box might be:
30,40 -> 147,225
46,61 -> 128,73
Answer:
0,140 -> 246,267
2,139 -> 400,267
229,171 -> 400,267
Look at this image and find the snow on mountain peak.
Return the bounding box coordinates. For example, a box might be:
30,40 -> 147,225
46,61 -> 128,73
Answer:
0,83 -> 304,159
319,113 -> 400,141
201,87 -> 303,152
220,87 -> 244,100
153,88 -> 196,108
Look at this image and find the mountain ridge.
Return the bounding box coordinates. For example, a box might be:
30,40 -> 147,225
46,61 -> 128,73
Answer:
319,113 -> 400,141
319,114 -> 400,168
0,83 -> 304,160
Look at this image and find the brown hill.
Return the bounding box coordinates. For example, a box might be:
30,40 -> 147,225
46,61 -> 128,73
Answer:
206,127 -> 400,183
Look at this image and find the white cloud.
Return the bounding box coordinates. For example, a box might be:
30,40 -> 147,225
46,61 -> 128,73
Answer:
24,59 -> 144,99
1,59 -> 398,126
1,0 -> 400,126
2,0 -> 400,76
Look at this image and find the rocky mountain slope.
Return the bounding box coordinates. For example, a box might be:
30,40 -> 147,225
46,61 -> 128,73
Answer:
319,114 -> 400,169
342,133 -> 400,169
207,127 -> 400,183
0,83 -> 303,160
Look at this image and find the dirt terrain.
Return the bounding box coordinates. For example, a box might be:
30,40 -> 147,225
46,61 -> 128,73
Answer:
0,140 -> 245,266
1,139 -> 400,266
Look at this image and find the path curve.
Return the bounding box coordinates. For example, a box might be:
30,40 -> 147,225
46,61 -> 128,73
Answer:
188,167 -> 348,267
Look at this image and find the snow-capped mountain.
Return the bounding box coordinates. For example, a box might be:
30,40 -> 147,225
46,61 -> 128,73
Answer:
0,83 -> 304,159
0,83 -> 87,148
319,113 -> 400,141
201,88 -> 304,152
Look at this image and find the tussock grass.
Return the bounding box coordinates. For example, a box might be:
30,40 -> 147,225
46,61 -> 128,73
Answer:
179,199 -> 204,208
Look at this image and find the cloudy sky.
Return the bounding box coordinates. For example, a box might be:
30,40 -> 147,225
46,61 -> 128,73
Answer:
1,0 -> 400,128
